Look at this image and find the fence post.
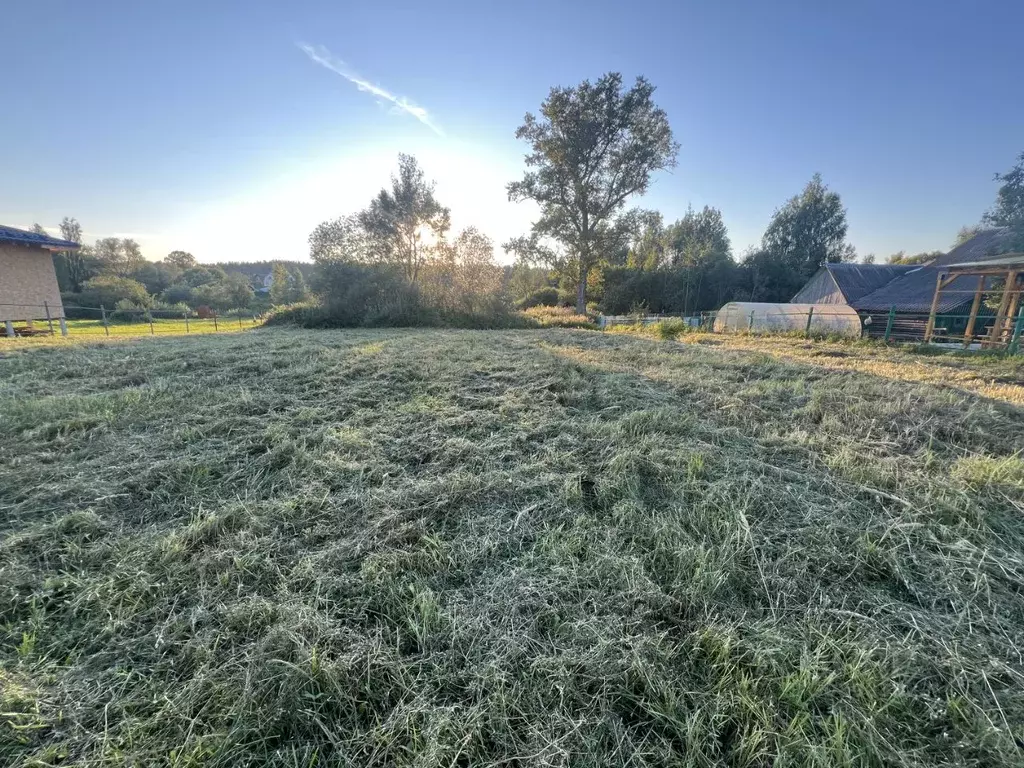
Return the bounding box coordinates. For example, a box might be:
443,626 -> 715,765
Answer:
883,306 -> 896,343
184,311 -> 190,333
149,312 -> 155,335
44,301 -> 55,335
748,310 -> 755,331
804,307 -> 814,338
213,314 -> 219,332
100,305 -> 110,337
4,320 -> 13,338
1009,304 -> 1024,355
238,315 -> 243,330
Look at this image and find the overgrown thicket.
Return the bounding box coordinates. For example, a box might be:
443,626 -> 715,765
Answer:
2,329 -> 1022,766
300,155 -> 524,328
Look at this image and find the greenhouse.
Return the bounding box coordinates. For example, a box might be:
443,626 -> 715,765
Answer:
714,302 -> 863,338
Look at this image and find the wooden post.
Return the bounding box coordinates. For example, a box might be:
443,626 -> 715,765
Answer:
4,320 -> 14,338
149,312 -> 155,335
213,314 -> 219,332
1009,304 -> 1024,355
1001,272 -> 1022,346
238,315 -> 243,330
985,270 -> 1018,348
100,305 -> 110,337
963,275 -> 985,348
59,317 -> 67,337
883,306 -> 896,342
44,301 -> 55,335
923,272 -> 947,343
748,310 -> 755,331
804,307 -> 814,338
184,311 -> 190,333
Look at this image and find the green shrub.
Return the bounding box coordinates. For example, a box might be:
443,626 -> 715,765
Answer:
523,305 -> 597,329
516,286 -> 560,309
263,301 -> 332,327
654,318 -> 688,339
72,276 -> 152,311
110,299 -> 151,323
278,262 -> 535,329
266,299 -> 536,330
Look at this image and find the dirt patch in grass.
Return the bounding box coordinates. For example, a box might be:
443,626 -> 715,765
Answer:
1,328 -> 1022,766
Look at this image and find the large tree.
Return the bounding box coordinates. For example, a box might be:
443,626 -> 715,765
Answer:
57,217 -> 92,292
357,154 -> 450,283
985,152 -> 1024,229
92,237 -> 144,276
665,206 -> 731,267
507,72 -> 678,313
424,227 -> 504,313
746,174 -> 853,301
269,263 -> 293,305
665,205 -> 735,312
309,214 -> 371,265
621,209 -> 666,270
983,151 -> 1024,251
165,250 -> 197,270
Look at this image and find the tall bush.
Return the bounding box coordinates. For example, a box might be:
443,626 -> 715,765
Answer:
72,276 -> 152,310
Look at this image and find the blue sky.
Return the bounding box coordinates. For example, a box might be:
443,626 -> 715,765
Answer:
2,0 -> 1022,263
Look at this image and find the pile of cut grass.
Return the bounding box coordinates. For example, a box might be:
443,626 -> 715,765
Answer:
1,328 -> 1022,767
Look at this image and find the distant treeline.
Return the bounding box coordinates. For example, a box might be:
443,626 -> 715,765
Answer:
33,218 -> 315,317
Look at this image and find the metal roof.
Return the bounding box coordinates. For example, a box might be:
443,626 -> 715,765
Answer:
930,227 -> 1013,266
852,267 -> 976,313
945,253 -> 1024,269
0,224 -> 80,251
853,229 -> 1017,314
824,263 -> 918,302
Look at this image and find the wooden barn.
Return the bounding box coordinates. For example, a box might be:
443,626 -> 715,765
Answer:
790,228 -> 1017,340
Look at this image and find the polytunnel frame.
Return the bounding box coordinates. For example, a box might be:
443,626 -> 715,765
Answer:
713,302 -> 863,338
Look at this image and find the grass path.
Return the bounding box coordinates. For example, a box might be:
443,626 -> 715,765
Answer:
1,328 -> 1022,766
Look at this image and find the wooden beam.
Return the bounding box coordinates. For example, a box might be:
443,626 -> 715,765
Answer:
985,269 -> 1019,348
963,274 -> 986,348
924,271 -> 946,343
1003,272 -> 1023,346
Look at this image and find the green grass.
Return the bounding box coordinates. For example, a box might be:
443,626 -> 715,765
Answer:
64,317 -> 257,336
1,328 -> 1022,766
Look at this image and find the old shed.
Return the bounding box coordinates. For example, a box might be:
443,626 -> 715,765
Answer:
0,225 -> 79,336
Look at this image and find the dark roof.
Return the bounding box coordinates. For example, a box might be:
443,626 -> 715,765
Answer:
851,266 -> 966,313
0,224 -> 80,251
824,263 -> 918,302
854,228 -> 1015,314
947,253 -> 1024,269
931,228 -> 1012,266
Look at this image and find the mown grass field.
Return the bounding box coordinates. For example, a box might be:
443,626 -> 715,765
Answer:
64,317 -> 257,337
1,328 -> 1022,767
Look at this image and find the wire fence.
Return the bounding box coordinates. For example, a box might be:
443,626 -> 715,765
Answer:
3,300 -> 1022,354
1,303 -> 262,339
600,304 -> 1024,354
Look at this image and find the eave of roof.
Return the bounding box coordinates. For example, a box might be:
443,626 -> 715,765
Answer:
0,224 -> 80,251
945,253 -> 1024,269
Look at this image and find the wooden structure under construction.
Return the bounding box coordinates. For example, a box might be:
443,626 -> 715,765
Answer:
924,254 -> 1024,349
